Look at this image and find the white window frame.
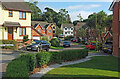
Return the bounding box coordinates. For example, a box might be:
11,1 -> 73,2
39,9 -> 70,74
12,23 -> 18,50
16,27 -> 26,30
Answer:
48,29 -> 51,33
65,27 -> 67,30
38,29 -> 41,33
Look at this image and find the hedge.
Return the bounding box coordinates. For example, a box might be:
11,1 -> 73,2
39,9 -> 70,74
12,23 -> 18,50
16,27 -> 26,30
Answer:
5,49 -> 88,78
0,40 -> 17,50
5,53 -> 36,78
36,52 -> 51,67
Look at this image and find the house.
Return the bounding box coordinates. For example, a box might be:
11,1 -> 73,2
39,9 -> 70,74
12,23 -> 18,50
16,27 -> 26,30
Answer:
32,21 -> 53,40
73,22 -> 86,39
50,23 -> 56,37
0,1 -> 32,42
109,0 -> 120,57
61,24 -> 74,37
98,27 -> 112,42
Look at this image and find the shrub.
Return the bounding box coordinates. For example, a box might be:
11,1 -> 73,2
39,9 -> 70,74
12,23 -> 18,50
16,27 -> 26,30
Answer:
5,58 -> 29,78
21,53 -> 36,71
5,53 -> 36,78
0,40 -> 17,50
36,52 -> 51,67
64,36 -> 73,40
96,43 -> 102,51
42,36 -> 49,41
50,38 -> 60,47
23,35 -> 29,43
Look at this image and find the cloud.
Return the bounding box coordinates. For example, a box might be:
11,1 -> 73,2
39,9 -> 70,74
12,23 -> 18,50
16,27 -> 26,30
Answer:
69,11 -> 93,22
67,4 -> 101,10
25,0 -> 113,2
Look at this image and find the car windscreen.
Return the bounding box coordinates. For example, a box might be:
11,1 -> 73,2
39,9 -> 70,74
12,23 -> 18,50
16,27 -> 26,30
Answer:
64,41 -> 70,43
32,41 -> 41,44
105,42 -> 112,44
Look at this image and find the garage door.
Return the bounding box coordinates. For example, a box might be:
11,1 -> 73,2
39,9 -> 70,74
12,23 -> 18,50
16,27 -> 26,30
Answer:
33,36 -> 41,40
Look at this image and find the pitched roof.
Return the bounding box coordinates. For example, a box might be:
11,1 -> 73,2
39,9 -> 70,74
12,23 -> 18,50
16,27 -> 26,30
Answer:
31,21 -> 50,29
109,0 -> 118,11
1,0 -> 32,12
62,24 -> 74,28
31,26 -> 43,36
75,22 -> 87,30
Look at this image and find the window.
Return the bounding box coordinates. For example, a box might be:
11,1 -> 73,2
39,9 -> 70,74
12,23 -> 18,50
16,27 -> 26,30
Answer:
71,32 -> 73,34
71,28 -> 73,30
48,29 -> 51,33
65,32 -> 67,34
53,30 -> 55,33
38,29 -> 41,33
19,11 -> 26,20
20,27 -> 26,36
49,36 -> 51,39
53,27 -> 55,29
9,10 -> 13,17
65,28 -> 67,30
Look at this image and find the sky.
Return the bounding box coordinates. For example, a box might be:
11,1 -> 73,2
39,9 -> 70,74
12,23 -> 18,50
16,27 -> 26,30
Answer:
25,0 -> 113,22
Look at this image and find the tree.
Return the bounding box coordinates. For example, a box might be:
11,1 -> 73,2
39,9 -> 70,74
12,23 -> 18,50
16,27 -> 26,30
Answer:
55,26 -> 63,38
26,2 -> 42,21
73,20 -> 80,26
77,13 -> 83,22
76,27 -> 86,39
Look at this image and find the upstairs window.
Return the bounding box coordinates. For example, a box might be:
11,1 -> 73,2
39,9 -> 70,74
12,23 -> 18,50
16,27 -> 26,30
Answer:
19,11 -> 26,20
65,28 -> 67,30
9,10 -> 13,17
48,29 -> 51,33
38,29 -> 41,33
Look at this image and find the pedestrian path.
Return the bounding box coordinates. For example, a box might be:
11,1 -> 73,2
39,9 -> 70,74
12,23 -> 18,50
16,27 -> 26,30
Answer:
30,52 -> 110,79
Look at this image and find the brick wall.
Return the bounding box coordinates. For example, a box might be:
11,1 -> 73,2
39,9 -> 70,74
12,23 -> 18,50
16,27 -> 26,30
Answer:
112,2 -> 120,57
46,26 -> 53,40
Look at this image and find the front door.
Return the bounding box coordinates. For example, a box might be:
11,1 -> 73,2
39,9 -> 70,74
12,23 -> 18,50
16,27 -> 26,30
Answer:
8,27 -> 13,40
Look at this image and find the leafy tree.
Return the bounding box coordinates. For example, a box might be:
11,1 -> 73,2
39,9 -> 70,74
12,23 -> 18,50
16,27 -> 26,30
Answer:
77,13 -> 83,22
73,20 -> 80,26
26,2 -> 42,21
76,27 -> 86,39
55,26 -> 63,38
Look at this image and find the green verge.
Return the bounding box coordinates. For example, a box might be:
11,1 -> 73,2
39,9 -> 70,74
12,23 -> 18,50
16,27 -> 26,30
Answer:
51,46 -> 64,49
42,56 -> 120,79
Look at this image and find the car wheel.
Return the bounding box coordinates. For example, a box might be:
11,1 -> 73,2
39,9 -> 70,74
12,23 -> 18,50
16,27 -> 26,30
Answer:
37,47 -> 40,52
46,48 -> 49,52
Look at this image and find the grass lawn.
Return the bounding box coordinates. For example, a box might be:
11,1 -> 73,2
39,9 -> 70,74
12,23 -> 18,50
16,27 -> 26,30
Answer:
42,56 -> 120,79
73,43 -> 80,45
51,46 -> 64,49
88,50 -> 100,53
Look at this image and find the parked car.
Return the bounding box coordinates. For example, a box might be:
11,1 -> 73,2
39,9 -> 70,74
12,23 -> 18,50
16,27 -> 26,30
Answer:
63,41 -> 70,47
102,41 -> 113,54
59,34 -> 64,38
71,38 -> 77,42
58,39 -> 62,43
26,40 -> 50,52
86,43 -> 96,50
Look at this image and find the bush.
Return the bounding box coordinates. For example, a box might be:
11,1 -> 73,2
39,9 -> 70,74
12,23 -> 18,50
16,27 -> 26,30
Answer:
36,52 -> 51,67
64,36 -> 73,40
23,35 -> 29,43
42,36 -> 49,41
95,43 -> 102,51
50,38 -> 60,47
0,40 -> 17,50
5,53 -> 36,78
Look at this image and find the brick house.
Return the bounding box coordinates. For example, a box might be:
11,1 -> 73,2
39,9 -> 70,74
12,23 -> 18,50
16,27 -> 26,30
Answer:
109,0 -> 120,57
98,27 -> 112,42
32,21 -> 53,40
0,1 -> 32,42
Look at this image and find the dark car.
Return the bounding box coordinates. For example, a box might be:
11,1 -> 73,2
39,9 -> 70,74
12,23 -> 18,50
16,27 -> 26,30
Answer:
102,41 -> 113,54
63,41 -> 70,47
26,40 -> 50,52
